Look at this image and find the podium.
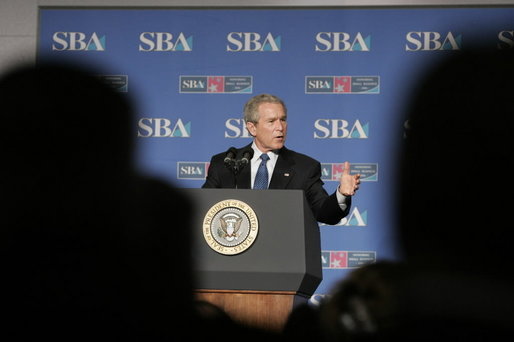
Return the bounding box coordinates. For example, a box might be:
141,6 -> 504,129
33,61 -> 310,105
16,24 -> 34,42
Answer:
184,188 -> 322,331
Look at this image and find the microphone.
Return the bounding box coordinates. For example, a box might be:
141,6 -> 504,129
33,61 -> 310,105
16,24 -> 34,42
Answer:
224,147 -> 237,167
240,148 -> 254,166
232,147 -> 253,176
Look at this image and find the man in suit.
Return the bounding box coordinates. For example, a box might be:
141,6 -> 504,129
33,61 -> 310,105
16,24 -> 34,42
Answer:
202,93 -> 360,225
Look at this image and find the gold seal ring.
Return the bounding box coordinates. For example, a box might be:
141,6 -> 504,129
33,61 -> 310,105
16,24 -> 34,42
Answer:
202,199 -> 259,255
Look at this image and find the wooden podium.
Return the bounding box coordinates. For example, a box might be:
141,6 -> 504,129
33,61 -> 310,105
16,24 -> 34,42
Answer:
184,188 -> 322,332
195,289 -> 308,331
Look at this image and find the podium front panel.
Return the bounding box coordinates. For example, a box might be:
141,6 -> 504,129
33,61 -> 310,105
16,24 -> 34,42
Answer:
184,188 -> 322,296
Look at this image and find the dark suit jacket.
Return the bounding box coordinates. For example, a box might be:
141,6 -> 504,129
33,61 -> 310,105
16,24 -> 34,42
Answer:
202,144 -> 351,225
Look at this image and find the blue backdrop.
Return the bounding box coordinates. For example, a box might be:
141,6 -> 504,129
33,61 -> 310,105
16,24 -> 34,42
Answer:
38,6 -> 514,303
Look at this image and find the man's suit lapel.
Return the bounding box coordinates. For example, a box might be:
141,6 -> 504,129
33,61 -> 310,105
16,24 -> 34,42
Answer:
235,163 -> 251,189
269,147 -> 295,189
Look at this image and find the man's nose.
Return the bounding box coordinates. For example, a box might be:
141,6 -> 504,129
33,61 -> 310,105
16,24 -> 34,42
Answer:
275,120 -> 285,131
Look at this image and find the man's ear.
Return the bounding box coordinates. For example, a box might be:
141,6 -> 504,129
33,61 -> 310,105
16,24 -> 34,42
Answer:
246,121 -> 256,137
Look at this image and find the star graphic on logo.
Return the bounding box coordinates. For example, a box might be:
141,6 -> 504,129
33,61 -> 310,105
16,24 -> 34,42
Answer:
334,84 -> 346,93
330,251 -> 347,268
330,258 -> 342,268
208,84 -> 218,92
333,171 -> 343,181
334,76 -> 351,93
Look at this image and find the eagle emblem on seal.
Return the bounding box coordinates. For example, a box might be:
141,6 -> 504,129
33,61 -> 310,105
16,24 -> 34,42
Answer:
218,212 -> 243,241
203,199 -> 259,255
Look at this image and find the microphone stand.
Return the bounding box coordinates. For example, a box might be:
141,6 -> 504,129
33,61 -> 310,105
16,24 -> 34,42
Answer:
224,148 -> 253,189
225,159 -> 249,189
232,159 -> 246,189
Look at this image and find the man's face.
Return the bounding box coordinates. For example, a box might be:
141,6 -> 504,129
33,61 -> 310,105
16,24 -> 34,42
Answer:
246,102 -> 287,152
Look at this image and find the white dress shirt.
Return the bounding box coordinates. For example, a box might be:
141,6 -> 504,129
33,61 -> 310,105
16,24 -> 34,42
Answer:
250,142 -> 278,189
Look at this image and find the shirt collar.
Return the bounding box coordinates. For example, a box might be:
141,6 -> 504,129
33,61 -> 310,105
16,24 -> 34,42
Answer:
251,141 -> 279,163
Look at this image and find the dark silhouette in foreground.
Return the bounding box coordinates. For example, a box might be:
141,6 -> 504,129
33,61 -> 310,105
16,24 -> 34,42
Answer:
0,62 -> 194,340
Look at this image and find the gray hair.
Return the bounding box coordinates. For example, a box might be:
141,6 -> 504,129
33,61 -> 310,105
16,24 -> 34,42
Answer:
243,94 -> 287,124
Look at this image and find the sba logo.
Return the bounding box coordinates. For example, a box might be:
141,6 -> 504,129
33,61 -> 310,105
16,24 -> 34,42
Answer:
320,207 -> 368,227
52,32 -> 105,51
405,31 -> 461,51
139,32 -> 193,52
315,32 -> 371,52
314,119 -> 369,139
227,32 -> 281,52
177,162 -> 209,179
498,30 -> 514,49
181,78 -> 206,91
225,119 -> 252,138
137,118 -> 191,138
340,207 -> 367,227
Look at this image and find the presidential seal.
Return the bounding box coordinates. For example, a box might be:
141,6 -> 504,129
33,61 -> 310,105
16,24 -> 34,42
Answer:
202,199 -> 259,255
